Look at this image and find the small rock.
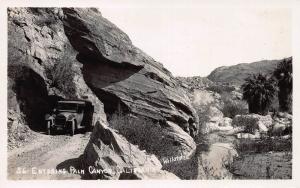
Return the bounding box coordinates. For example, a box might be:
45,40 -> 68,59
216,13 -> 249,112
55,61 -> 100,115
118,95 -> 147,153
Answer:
272,122 -> 291,136
236,132 -> 260,139
257,121 -> 268,133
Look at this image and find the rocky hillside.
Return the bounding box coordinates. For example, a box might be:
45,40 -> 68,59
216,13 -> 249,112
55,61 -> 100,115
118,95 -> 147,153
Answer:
207,59 -> 286,85
176,76 -> 214,90
8,8 -> 199,179
8,7 -> 292,180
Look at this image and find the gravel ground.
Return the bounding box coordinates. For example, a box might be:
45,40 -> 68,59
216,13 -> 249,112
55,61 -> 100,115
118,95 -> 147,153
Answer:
7,131 -> 91,180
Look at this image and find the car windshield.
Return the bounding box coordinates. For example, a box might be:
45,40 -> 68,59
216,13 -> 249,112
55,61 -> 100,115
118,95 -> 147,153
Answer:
57,102 -> 78,112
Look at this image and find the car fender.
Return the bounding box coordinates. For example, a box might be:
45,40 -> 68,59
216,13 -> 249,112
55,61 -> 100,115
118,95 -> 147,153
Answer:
76,113 -> 84,128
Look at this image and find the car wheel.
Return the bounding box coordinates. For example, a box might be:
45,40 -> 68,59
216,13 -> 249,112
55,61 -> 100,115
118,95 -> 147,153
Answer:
47,121 -> 51,135
70,121 -> 75,136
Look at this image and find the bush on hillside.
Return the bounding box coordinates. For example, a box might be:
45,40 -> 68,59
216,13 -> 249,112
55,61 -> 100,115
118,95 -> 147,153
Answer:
220,92 -> 248,118
45,52 -> 76,96
109,113 -> 165,155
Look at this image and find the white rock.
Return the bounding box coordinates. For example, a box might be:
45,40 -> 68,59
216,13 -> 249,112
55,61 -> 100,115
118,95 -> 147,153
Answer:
218,126 -> 234,131
203,122 -> 220,133
257,121 -> 268,133
236,132 -> 260,139
207,106 -> 224,123
222,117 -> 232,127
272,122 -> 288,135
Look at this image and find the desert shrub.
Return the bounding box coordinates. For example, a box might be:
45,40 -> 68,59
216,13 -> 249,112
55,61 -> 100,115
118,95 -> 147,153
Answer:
221,92 -> 248,118
206,84 -> 235,94
108,113 -> 165,155
45,53 -> 76,96
222,101 -> 248,118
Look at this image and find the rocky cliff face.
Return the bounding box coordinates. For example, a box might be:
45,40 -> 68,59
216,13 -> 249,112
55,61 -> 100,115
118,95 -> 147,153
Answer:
61,8 -> 199,137
8,7 -> 199,178
8,8 -> 108,130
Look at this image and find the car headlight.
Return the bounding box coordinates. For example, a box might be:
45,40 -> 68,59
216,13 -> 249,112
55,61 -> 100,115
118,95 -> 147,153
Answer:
67,115 -> 74,121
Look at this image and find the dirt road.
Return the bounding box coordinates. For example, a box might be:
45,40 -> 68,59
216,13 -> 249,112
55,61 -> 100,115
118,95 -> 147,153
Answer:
7,132 -> 91,180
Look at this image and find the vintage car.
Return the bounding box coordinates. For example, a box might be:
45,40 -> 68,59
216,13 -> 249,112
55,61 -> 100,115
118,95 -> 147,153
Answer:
45,100 -> 94,136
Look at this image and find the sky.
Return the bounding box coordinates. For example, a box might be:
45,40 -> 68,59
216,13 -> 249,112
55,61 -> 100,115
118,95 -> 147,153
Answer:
97,1 -> 292,77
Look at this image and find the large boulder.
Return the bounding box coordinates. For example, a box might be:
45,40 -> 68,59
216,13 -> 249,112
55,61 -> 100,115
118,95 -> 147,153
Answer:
162,121 -> 197,158
108,114 -> 196,160
201,106 -> 228,134
61,8 -> 198,155
232,114 -> 273,134
61,8 -> 198,132
83,122 -> 178,179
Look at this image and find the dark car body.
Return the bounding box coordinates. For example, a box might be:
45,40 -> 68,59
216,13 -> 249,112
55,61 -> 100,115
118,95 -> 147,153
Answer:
45,100 -> 94,135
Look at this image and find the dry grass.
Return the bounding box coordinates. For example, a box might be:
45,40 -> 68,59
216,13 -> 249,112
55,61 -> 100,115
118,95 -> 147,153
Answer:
233,136 -> 292,154
230,152 -> 292,179
230,134 -> 292,179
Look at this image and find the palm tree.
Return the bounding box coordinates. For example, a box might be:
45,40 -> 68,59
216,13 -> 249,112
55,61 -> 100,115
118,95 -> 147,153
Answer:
242,74 -> 277,115
273,58 -> 293,113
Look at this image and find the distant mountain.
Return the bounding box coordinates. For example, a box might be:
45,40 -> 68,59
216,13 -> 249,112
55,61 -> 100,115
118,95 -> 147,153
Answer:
207,58 -> 290,85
